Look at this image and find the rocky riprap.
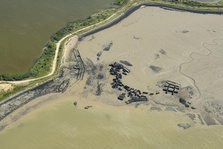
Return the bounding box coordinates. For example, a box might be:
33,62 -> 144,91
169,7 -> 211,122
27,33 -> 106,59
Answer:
0,49 -> 85,121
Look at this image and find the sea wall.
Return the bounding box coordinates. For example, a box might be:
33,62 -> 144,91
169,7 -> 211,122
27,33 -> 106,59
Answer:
79,2 -> 223,40
0,49 -> 84,121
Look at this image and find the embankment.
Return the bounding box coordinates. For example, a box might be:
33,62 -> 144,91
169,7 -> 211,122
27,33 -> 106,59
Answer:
79,1 -> 223,39
0,49 -> 84,121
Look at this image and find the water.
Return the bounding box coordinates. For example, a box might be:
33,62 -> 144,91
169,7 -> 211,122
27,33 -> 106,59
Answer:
0,0 -> 114,74
0,95 -> 223,149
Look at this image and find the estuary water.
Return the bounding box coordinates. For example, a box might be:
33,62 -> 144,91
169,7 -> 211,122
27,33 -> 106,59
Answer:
0,93 -> 223,149
0,0 -> 114,74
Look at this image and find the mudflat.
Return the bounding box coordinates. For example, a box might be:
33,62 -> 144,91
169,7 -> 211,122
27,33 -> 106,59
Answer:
0,6 -> 223,149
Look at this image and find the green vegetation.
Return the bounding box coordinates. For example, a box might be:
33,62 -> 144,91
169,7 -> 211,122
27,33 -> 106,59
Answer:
0,77 -> 50,101
0,85 -> 26,101
114,0 -> 127,5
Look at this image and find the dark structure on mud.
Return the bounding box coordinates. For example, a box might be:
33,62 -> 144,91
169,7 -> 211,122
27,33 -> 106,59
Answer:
109,62 -> 148,104
163,81 -> 180,95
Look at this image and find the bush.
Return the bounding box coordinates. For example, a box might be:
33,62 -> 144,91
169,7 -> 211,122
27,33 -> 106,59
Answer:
114,0 -> 126,5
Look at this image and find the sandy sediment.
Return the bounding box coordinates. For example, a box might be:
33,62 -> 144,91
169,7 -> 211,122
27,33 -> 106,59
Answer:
0,84 -> 12,92
77,6 -> 223,126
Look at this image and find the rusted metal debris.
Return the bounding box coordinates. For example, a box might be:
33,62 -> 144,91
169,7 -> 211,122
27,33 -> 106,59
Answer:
162,80 -> 180,95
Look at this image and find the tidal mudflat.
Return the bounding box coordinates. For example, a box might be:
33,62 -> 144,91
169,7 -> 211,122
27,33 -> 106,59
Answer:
0,6 -> 223,149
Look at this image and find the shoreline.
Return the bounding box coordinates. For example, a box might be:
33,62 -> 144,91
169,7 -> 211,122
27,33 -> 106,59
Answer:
1,0 -> 223,120
79,1 -> 223,40
1,0 -> 223,83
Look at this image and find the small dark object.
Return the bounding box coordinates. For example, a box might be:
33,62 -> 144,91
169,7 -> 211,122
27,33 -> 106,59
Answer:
140,95 -> 147,98
118,88 -> 122,91
179,98 -> 186,104
159,49 -> 167,55
185,104 -> 189,108
124,85 -> 130,90
125,96 -> 148,104
84,106 -> 93,109
179,98 -> 190,108
181,30 -> 189,34
191,106 -> 196,110
118,94 -> 125,100
95,83 -> 102,96
97,73 -> 104,80
73,101 -> 77,106
120,60 -> 133,67
149,65 -> 162,73
113,78 -> 118,82
118,82 -> 123,86
177,123 -> 191,129
143,92 -> 148,94
97,51 -> 102,57
149,93 -> 154,96
110,71 -> 116,75
123,68 -> 130,73
164,85 -> 180,90
112,85 -> 116,89
116,74 -> 122,79
136,90 -> 141,95
128,92 -> 133,97
163,81 -> 180,95
103,41 -> 113,51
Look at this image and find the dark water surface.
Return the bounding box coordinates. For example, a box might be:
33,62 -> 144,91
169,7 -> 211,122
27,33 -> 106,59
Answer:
0,0 -> 114,74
